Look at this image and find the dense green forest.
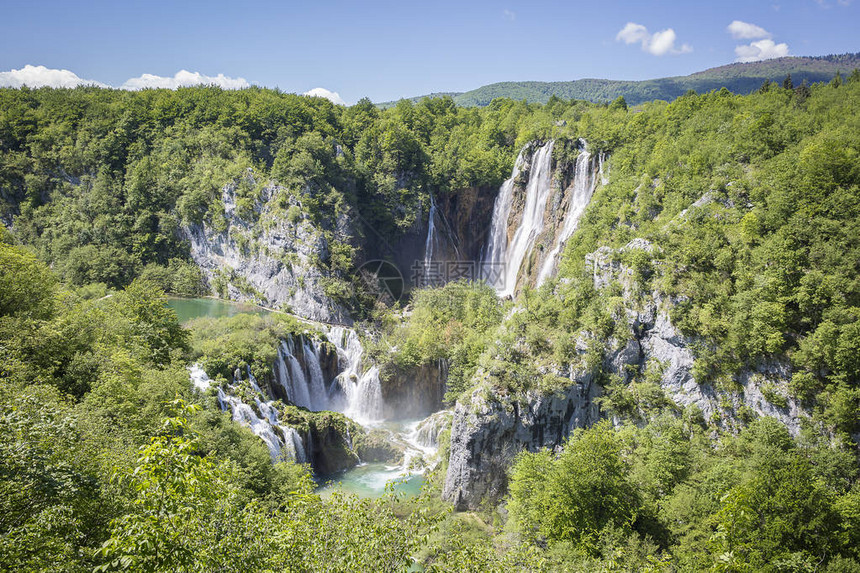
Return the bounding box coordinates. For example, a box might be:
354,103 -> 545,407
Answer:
382,53 -> 860,107
2,70 -> 860,571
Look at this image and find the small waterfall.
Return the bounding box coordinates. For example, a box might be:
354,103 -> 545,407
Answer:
327,326 -> 384,424
424,194 -> 439,269
536,144 -> 599,285
303,340 -> 328,411
412,410 -> 453,449
210,366 -> 309,463
277,341 -> 312,409
189,364 -> 211,391
482,141 -> 555,297
282,427 -> 307,464
218,386 -> 287,462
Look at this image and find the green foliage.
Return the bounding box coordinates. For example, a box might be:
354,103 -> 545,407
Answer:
96,402 -> 443,572
374,281 -> 505,401
188,312 -> 305,384
508,420 -> 640,553
0,239 -> 57,319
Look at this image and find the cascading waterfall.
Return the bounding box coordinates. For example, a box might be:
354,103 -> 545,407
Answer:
536,143 -> 599,285
482,141 -> 555,297
327,325 -> 384,424
197,323 -> 388,467
282,427 -> 307,464
214,367 -> 293,462
190,322 -> 451,499
274,337 -> 330,411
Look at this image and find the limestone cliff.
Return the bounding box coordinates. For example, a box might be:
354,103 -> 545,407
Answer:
184,178 -> 353,324
442,379 -> 600,510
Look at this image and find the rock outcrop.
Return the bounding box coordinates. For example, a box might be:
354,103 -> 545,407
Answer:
591,240 -> 810,436
442,378 -> 600,510
442,238 -> 811,510
184,178 -> 352,324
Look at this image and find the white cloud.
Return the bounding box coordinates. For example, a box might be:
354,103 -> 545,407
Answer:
121,70 -> 249,90
616,22 -> 650,45
734,39 -> 790,62
302,87 -> 346,106
727,20 -> 771,39
0,65 -> 107,88
503,9 -> 516,21
615,22 -> 691,56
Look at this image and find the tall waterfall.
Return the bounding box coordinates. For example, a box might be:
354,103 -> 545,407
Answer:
482,141 -> 555,297
481,150 -> 524,286
422,193 -> 460,285
536,144 -> 598,285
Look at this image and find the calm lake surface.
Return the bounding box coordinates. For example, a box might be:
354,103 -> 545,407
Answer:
167,296 -> 269,324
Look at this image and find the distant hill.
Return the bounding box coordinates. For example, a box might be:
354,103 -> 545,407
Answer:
379,53 -> 859,107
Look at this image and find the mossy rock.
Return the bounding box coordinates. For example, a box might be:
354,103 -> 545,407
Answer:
354,428 -> 403,464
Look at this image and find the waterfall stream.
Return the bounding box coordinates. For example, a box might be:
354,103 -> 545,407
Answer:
482,141 -> 555,297
536,144 -> 599,285
421,193 -> 461,285
424,194 -> 439,269
482,139 -> 603,294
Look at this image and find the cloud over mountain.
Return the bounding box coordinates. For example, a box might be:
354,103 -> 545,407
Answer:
616,22 -> 692,56
735,39 -> 791,62
726,22 -> 790,62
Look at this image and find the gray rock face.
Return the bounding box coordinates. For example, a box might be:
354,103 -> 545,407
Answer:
381,359 -> 448,420
184,181 -> 352,324
592,245 -> 810,436
442,378 -> 600,510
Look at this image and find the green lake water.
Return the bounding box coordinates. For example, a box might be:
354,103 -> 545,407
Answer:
167,296 -> 269,324
317,464 -> 426,499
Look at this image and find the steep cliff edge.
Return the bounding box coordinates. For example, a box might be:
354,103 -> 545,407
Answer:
184,179 -> 353,324
442,379 -> 600,510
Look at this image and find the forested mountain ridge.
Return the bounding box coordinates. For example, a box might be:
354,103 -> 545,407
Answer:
380,52 -> 860,107
2,72 -> 860,571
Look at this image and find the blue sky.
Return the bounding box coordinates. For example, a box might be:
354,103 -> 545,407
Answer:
0,0 -> 857,103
